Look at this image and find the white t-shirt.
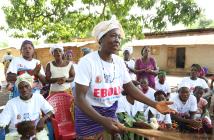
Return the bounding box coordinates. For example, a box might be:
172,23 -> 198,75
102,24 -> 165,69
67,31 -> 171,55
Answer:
71,63 -> 78,89
143,87 -> 156,110
155,80 -> 171,94
75,51 -> 132,107
0,94 -> 53,132
179,77 -> 209,93
7,57 -> 45,76
116,96 -> 144,117
169,94 -> 197,114
144,107 -> 172,124
124,59 -> 136,80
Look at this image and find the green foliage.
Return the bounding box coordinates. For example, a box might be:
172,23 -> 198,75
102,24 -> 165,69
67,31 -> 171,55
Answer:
2,0 -> 201,42
189,16 -> 214,29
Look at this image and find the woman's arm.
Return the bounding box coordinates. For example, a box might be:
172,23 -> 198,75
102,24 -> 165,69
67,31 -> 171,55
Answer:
65,65 -> 75,83
75,83 -> 122,133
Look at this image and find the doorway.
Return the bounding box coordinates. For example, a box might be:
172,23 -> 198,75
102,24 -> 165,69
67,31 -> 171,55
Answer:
176,48 -> 185,68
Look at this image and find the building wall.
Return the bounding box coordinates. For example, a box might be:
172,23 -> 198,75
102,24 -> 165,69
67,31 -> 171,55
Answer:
186,45 -> 214,73
0,48 -> 20,60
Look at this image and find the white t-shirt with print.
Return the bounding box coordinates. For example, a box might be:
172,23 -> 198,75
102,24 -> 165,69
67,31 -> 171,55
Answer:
155,80 -> 171,94
7,57 -> 45,75
179,77 -> 209,93
116,96 -> 144,117
124,59 -> 136,80
144,106 -> 172,124
0,94 -> 53,132
169,94 -> 197,114
75,51 -> 132,107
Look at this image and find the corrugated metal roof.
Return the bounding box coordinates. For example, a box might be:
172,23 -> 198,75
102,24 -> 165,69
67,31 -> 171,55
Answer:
125,34 -> 214,46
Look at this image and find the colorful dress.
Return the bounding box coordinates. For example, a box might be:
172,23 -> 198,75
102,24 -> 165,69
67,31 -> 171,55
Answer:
135,57 -> 157,88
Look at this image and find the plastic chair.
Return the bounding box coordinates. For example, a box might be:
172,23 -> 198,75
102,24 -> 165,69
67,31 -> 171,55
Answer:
47,93 -> 76,140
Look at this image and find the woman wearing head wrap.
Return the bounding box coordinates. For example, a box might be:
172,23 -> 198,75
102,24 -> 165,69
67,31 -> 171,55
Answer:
6,40 -> 46,98
74,17 -> 175,140
123,46 -> 136,81
0,73 -> 54,139
135,46 -> 159,89
45,45 -> 75,95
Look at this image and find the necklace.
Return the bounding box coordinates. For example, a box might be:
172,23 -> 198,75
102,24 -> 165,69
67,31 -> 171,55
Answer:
99,56 -> 115,83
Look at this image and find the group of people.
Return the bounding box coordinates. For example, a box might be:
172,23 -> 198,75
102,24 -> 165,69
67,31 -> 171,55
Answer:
0,16 -> 213,140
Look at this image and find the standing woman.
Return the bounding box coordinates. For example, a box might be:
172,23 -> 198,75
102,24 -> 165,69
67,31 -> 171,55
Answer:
135,46 -> 158,89
6,40 -> 46,98
45,46 -> 75,95
74,17 -> 174,140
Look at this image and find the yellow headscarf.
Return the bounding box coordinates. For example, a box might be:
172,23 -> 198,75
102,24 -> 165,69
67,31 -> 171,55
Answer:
15,73 -> 34,88
92,16 -> 125,42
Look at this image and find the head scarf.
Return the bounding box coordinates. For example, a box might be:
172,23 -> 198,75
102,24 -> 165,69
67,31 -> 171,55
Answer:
15,73 -> 34,88
123,46 -> 133,54
65,50 -> 73,56
158,70 -> 166,78
21,40 -> 34,50
49,45 -> 64,55
92,16 -> 125,42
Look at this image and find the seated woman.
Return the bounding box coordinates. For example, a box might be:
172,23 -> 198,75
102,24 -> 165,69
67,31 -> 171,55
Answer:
170,86 -> 202,132
45,45 -> 75,95
0,73 -> 54,139
145,90 -> 172,130
193,86 -> 213,134
117,83 -> 152,140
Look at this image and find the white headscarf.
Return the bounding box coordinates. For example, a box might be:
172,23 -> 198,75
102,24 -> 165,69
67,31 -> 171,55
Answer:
92,16 -> 125,41
49,45 -> 64,55
123,46 -> 133,54
15,73 -> 34,88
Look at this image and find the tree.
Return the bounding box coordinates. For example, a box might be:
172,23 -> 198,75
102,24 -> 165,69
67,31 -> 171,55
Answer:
2,0 -> 201,43
189,16 -> 214,29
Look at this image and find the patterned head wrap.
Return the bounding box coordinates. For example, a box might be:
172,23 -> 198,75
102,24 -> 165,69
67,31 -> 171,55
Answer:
92,16 -> 125,42
15,73 -> 34,88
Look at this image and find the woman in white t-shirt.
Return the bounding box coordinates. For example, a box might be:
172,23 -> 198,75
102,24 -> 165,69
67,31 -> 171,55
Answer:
0,73 -> 54,139
45,46 -> 75,95
170,86 -> 202,132
123,47 -> 136,81
179,64 -> 209,94
74,17 -> 175,139
6,40 -> 46,98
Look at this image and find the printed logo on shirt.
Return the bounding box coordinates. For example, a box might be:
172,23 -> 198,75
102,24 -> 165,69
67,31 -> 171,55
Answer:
93,86 -> 121,98
95,75 -> 102,83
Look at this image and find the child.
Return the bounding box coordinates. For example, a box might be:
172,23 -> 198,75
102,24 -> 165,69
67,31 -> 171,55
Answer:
193,86 -> 213,134
117,83 -> 152,140
139,78 -> 156,111
155,71 -> 171,100
145,90 -> 172,130
170,86 -> 202,132
17,121 -> 37,140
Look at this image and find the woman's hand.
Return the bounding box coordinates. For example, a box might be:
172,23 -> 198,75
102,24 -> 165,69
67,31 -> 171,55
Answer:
188,119 -> 202,129
33,63 -> 41,76
57,77 -> 66,85
102,117 -> 123,134
36,118 -> 46,132
155,101 -> 176,114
